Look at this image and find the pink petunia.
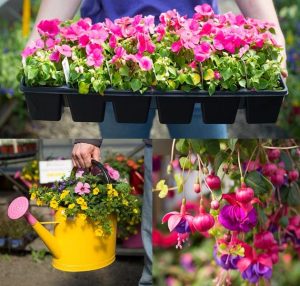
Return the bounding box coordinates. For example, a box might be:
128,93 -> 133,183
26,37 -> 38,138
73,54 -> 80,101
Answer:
111,46 -> 126,63
138,56 -> 153,71
78,35 -> 90,47
194,4 -> 214,19
35,39 -> 45,49
137,33 -> 155,55
86,43 -> 102,55
171,40 -> 183,53
45,38 -> 55,49
87,49 -> 104,67
37,19 -> 60,38
56,45 -> 72,57
105,164 -> 120,181
74,182 -> 91,195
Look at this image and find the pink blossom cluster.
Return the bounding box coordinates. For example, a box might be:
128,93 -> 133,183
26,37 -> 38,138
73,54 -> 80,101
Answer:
22,4 -> 279,72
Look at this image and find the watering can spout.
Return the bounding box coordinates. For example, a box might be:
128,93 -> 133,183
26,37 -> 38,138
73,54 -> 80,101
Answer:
7,197 -> 61,259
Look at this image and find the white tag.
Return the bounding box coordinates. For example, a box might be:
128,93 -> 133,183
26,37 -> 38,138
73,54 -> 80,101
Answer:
22,58 -> 26,68
39,160 -> 73,184
62,57 -> 70,84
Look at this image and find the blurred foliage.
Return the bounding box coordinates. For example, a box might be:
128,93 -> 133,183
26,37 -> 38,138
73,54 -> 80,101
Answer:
275,0 -> 300,136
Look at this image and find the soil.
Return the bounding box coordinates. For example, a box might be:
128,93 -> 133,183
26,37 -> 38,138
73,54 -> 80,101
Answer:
0,254 -> 144,286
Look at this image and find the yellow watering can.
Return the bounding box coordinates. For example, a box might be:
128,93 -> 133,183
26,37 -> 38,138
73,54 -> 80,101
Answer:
7,161 -> 117,272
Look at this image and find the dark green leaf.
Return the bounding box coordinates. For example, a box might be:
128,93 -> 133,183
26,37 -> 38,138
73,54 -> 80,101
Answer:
280,151 -> 293,171
245,171 -> 273,196
214,151 -> 228,174
280,184 -> 300,206
130,78 -> 142,92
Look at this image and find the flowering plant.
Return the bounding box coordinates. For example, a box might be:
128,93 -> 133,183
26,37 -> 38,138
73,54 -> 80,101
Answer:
29,163 -> 141,237
154,139 -> 300,284
21,4 -> 283,95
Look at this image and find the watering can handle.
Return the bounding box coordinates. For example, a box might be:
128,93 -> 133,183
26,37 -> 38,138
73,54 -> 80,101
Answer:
91,160 -> 112,184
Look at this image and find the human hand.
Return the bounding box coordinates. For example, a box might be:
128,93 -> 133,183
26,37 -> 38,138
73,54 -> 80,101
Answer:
72,143 -> 101,169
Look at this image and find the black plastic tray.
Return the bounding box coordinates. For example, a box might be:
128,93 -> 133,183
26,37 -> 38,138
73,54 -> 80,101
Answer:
21,78 -> 287,124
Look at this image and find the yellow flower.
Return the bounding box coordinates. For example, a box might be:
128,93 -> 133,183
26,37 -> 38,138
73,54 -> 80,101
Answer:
68,203 -> 75,209
81,203 -> 88,210
24,174 -> 32,181
30,192 -> 36,200
36,199 -> 43,206
50,200 -> 59,210
107,184 -> 113,191
60,190 -> 70,200
76,197 -> 85,205
122,199 -> 128,206
133,208 -> 139,214
77,213 -> 87,221
93,187 -> 100,195
95,227 -> 104,237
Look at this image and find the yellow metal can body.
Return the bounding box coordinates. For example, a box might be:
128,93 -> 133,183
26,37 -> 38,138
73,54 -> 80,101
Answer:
52,209 -> 117,272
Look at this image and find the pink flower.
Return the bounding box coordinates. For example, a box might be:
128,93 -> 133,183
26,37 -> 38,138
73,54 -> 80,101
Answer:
86,43 -> 102,55
171,40 -> 183,53
75,169 -> 85,178
239,44 -> 250,58
87,49 -> 104,67
137,33 -> 155,55
105,18 -> 122,37
89,23 -> 109,42
109,35 -> 117,48
138,56 -> 153,71
194,42 -> 211,62
194,4 -> 214,19
111,46 -> 126,63
105,164 -> 120,181
45,38 -> 56,49
56,45 -> 72,57
77,18 -> 92,30
155,24 -> 166,41
35,39 -> 45,49
21,45 -> 37,58
49,50 -> 60,62
37,19 -> 60,38
74,182 -> 90,195
78,35 -> 90,47
214,71 -> 221,80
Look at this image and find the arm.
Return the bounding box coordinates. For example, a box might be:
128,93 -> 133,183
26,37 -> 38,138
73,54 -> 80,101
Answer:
235,0 -> 287,76
72,139 -> 102,169
28,0 -> 82,43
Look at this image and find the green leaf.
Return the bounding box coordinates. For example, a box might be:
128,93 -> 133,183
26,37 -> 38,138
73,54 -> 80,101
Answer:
191,73 -> 201,85
228,139 -> 238,151
179,157 -> 193,170
208,83 -> 216,96
27,67 -> 38,80
221,68 -> 233,81
238,79 -> 246,88
190,140 -> 206,154
176,139 -> 189,154
280,184 -> 300,206
130,78 -> 142,92
204,69 -> 214,81
214,151 -> 228,174
78,81 -> 90,94
119,66 -> 129,77
280,151 -> 293,171
245,171 -> 274,196
174,174 -> 183,194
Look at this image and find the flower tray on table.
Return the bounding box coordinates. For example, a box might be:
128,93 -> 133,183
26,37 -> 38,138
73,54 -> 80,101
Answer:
21,78 -> 287,124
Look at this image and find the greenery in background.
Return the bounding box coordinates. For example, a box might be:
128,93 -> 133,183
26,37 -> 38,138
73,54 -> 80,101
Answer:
276,0 -> 300,136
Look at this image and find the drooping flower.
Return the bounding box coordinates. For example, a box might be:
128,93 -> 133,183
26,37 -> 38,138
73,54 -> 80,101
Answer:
214,245 -> 241,270
37,19 -> 60,38
74,182 -> 91,195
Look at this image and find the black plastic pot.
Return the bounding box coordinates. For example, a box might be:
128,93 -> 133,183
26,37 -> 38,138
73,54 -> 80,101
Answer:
66,94 -> 106,122
24,93 -> 63,121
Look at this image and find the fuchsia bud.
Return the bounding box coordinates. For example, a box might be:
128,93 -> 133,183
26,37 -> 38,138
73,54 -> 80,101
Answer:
194,183 -> 201,193
254,231 -> 277,249
288,170 -> 299,182
271,169 -> 286,187
211,200 -> 220,210
206,171 -> 221,190
262,163 -> 277,176
236,183 -> 254,204
192,206 -> 215,232
267,149 -> 281,161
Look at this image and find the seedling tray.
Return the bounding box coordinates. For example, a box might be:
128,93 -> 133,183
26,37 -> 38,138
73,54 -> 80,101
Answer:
21,78 -> 287,124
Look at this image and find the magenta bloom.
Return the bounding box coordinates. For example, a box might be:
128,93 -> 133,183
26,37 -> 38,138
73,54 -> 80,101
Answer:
87,49 -> 104,67
219,205 -> 257,232
37,19 -> 60,38
49,50 -> 60,62
21,45 -> 37,58
74,182 -> 90,195
138,56 -> 153,71
56,45 -> 72,57
194,4 -> 214,19
105,164 -> 120,181
162,211 -> 194,233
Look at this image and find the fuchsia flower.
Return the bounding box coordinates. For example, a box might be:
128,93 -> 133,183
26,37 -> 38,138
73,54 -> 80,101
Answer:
74,182 -> 90,195
105,164 -> 120,181
218,193 -> 260,232
56,45 -> 72,57
37,19 -> 60,38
